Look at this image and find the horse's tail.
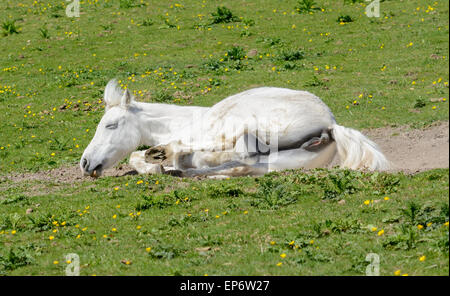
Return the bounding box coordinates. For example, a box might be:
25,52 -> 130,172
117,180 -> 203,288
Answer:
331,124 -> 390,171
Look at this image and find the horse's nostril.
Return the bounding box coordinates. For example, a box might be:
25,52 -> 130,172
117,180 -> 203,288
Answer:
82,158 -> 88,170
93,164 -> 102,172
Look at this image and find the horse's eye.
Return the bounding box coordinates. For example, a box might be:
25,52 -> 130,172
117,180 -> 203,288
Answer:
106,123 -> 118,129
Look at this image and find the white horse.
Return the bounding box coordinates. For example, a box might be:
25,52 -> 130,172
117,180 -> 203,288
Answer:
80,80 -> 389,177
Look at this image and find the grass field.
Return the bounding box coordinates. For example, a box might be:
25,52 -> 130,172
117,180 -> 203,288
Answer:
0,0 -> 448,276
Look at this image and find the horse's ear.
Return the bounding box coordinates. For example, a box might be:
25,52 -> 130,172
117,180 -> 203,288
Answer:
120,89 -> 133,108
104,79 -> 122,108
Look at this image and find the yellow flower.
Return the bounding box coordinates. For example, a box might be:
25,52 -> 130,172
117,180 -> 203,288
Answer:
53,261 -> 59,265
11,230 -> 16,235
276,262 -> 282,267
136,180 -> 143,185
377,230 -> 385,236
112,214 -> 117,219
371,227 -> 378,232
419,255 -> 426,262
289,241 -> 295,246
243,210 -> 248,215
394,270 -> 401,276
270,241 -> 276,245
112,228 -> 117,232
384,196 -> 390,201
280,253 -> 286,258
364,200 -> 370,205
146,247 -> 152,253
426,222 -> 432,227
417,224 -> 424,230
49,235 -> 55,240
136,225 -> 142,230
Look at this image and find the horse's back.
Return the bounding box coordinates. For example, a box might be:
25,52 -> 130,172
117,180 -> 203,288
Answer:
203,87 -> 337,148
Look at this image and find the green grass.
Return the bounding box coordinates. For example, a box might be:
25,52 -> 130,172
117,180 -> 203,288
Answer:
0,169 -> 448,275
0,0 -> 448,276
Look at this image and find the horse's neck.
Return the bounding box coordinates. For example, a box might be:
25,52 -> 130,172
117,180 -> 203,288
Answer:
134,101 -> 209,146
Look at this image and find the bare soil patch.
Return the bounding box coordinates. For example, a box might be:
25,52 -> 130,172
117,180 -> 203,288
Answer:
363,121 -> 449,174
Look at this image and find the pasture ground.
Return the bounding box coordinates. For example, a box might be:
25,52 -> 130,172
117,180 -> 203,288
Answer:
0,0 -> 448,275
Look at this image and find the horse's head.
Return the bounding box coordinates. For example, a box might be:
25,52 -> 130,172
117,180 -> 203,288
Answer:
80,80 -> 141,177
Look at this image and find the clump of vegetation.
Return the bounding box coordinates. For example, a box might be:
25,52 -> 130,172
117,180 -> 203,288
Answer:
206,183 -> 243,198
414,98 -> 427,108
257,37 -> 284,47
151,89 -> 174,103
39,26 -> 50,39
343,0 -> 364,4
225,46 -> 246,61
1,20 -> 20,36
337,15 -> 354,23
211,6 -> 240,24
295,0 -> 321,14
141,18 -> 154,26
119,0 -> 146,8
203,46 -> 251,72
136,194 -> 176,211
0,246 -> 36,272
27,213 -> 75,232
147,241 -> 184,259
276,48 -> 305,61
251,177 -> 299,209
304,75 -> 325,87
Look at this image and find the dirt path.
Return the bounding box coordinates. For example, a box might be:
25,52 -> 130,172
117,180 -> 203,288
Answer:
363,121 -> 449,174
4,121 -> 449,184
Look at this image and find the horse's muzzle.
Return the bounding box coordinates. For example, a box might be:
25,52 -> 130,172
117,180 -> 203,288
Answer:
80,157 -> 103,177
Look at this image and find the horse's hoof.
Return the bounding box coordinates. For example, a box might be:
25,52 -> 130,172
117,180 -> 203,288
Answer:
164,169 -> 184,177
145,146 -> 167,162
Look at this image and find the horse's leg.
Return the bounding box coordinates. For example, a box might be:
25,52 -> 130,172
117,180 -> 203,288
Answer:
181,160 -> 268,177
179,140 -> 337,177
129,151 -> 164,174
265,141 -> 337,171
